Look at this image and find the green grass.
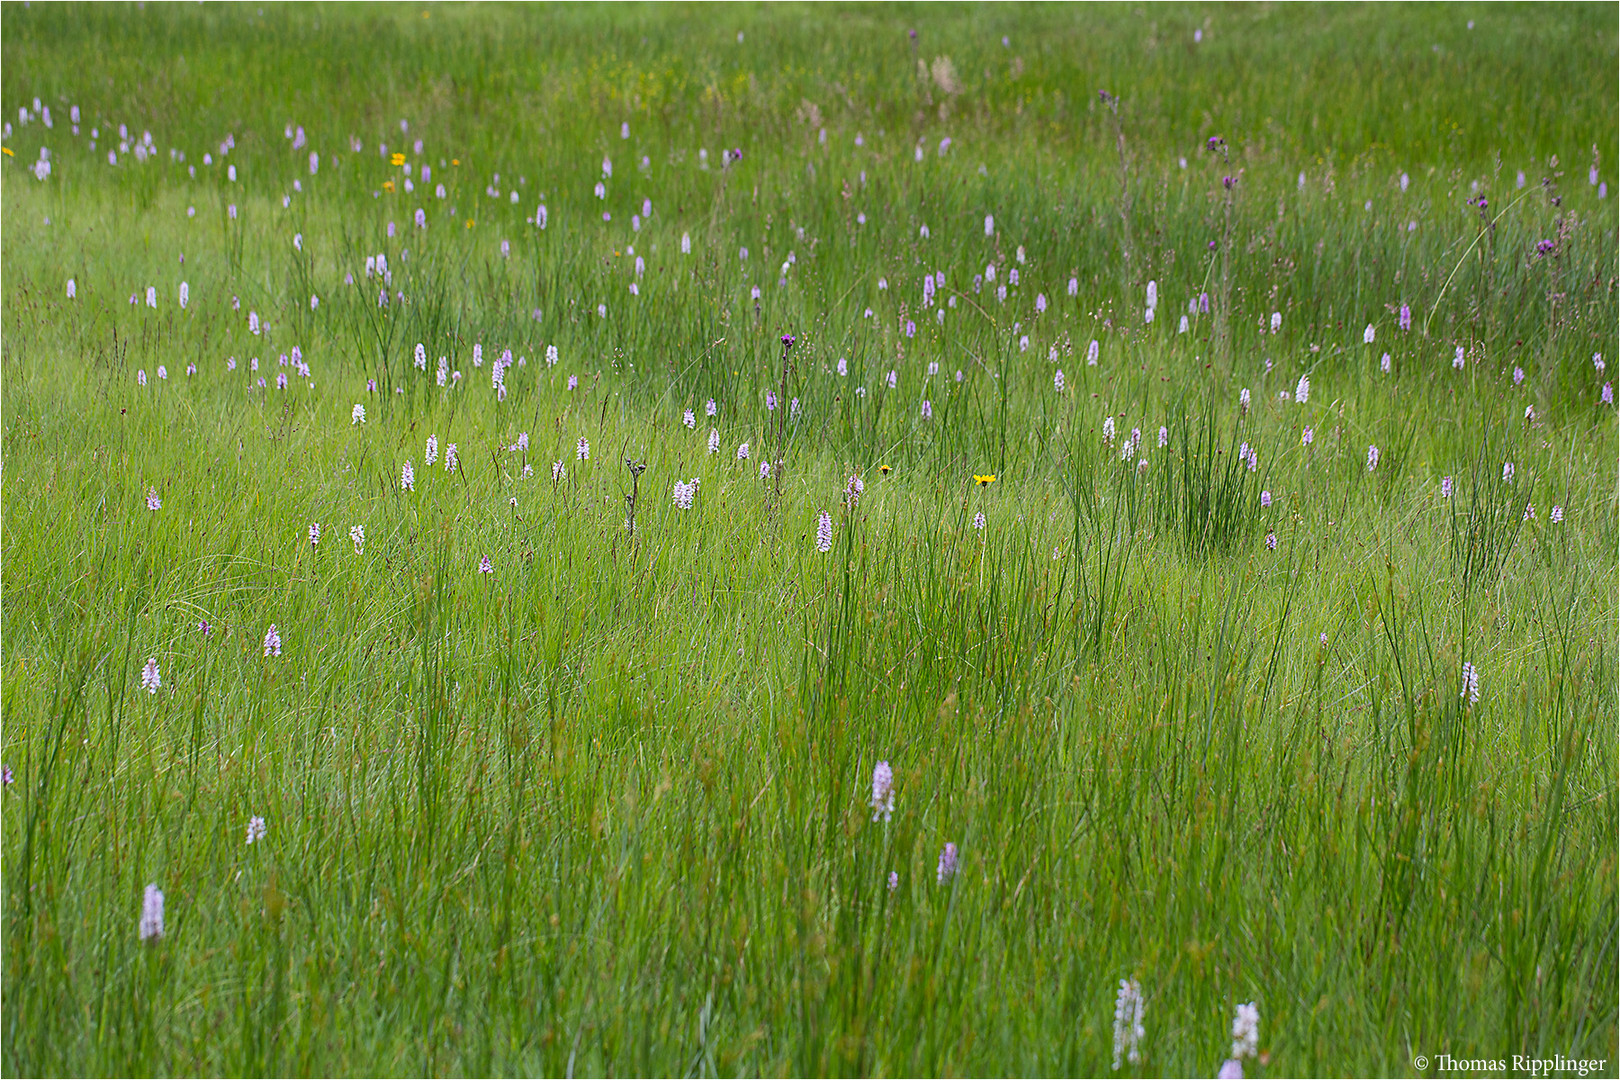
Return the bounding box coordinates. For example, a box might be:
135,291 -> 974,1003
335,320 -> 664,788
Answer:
2,3 -> 1616,1075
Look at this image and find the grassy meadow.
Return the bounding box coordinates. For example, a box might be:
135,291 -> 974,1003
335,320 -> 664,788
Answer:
2,3 -> 1617,1075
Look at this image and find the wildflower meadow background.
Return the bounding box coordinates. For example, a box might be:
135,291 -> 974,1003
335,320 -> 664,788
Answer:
2,4 -> 1617,1076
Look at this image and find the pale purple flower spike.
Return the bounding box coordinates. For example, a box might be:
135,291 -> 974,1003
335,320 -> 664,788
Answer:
139,884 -> 165,941
870,761 -> 894,822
